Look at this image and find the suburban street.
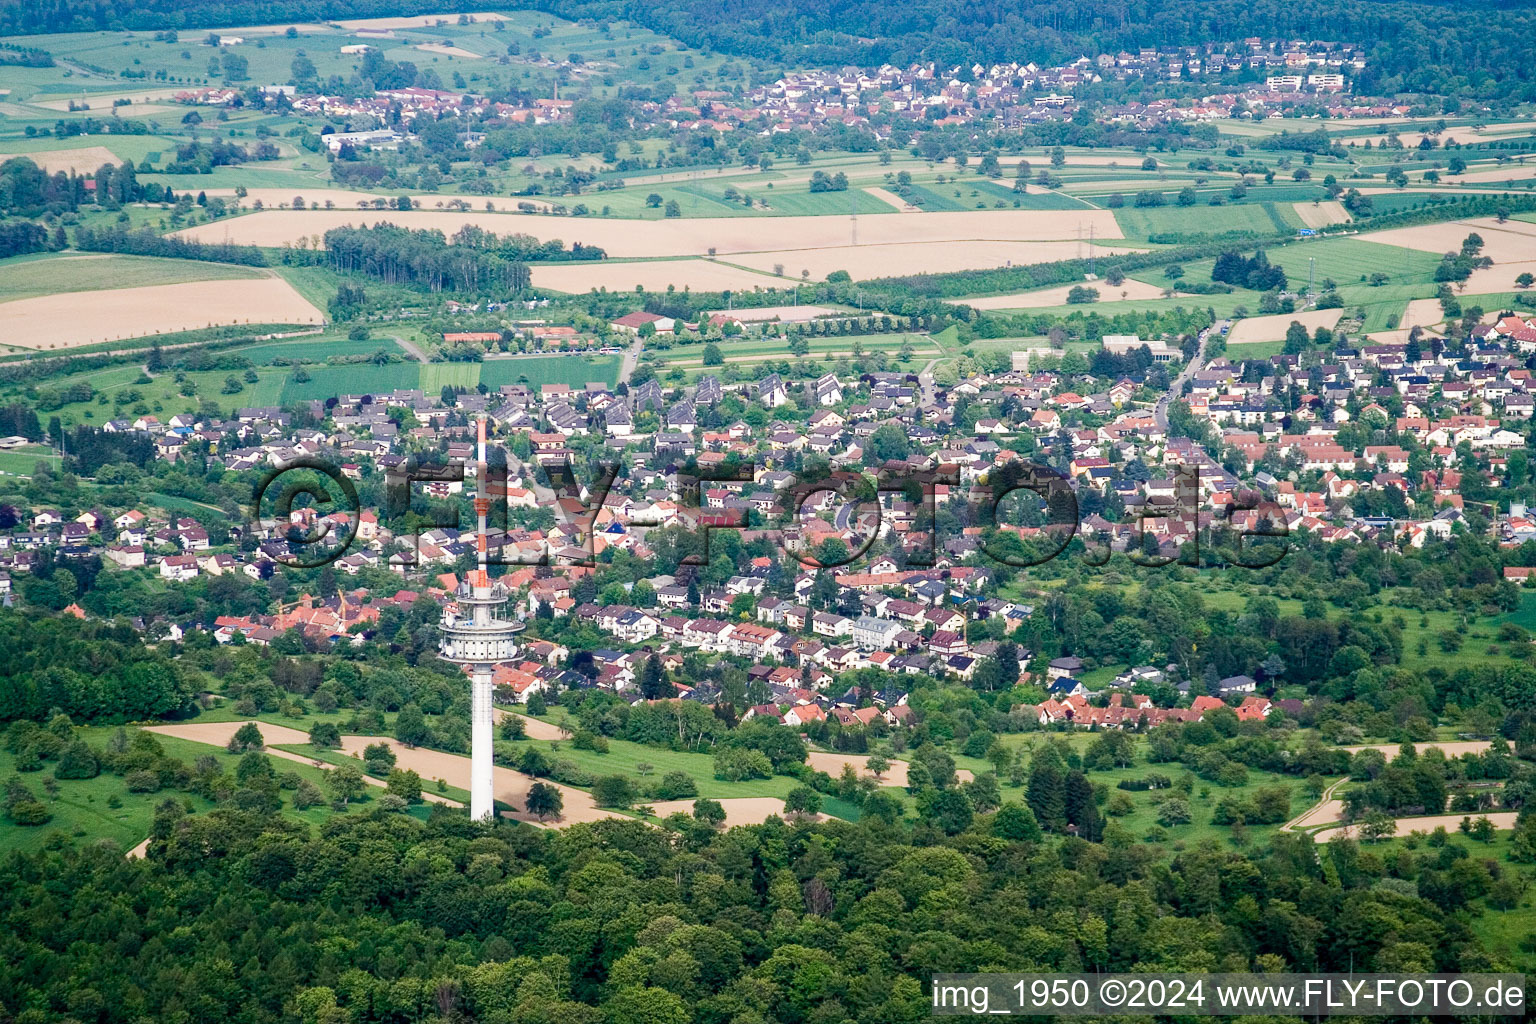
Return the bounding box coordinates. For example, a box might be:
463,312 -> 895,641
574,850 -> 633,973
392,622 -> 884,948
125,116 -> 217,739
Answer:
1153,321 -> 1224,431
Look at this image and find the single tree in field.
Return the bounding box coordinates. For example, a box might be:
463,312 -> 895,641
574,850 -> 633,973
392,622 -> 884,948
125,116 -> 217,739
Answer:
784,785 -> 822,818
227,722 -> 264,753
592,774 -> 636,808
1359,810 -> 1397,843
328,762 -> 366,805
525,781 -> 563,821
1469,816 -> 1497,844
866,753 -> 890,779
693,797 -> 726,827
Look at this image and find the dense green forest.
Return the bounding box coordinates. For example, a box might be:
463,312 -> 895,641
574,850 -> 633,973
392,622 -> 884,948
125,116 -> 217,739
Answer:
0,798 -> 1527,1024
4,0 -> 1536,100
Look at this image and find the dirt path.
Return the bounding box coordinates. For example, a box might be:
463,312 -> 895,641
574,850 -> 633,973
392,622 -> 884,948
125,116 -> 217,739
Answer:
125,837 -> 151,859
864,187 -> 918,213
1313,812 -> 1518,843
1281,776 -> 1348,832
387,333 -> 428,362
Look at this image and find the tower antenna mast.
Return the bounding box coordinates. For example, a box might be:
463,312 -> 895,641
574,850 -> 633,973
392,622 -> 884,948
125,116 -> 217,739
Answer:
438,415 -> 523,821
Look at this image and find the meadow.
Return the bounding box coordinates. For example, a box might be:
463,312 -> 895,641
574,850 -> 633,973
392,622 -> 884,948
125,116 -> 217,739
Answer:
0,252 -> 266,303
0,725 -> 350,855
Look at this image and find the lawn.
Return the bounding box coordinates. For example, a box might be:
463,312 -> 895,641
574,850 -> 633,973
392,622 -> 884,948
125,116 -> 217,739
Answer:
0,447 -> 62,477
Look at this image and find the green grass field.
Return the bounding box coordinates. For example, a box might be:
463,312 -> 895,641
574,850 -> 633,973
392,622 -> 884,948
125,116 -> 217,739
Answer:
0,726 -> 355,855
1113,201 -> 1303,241
235,333 -> 406,365
479,354 -> 620,388
277,361 -> 420,403
420,362 -> 483,391
4,358 -> 290,430
0,447 -> 62,477
0,253 -> 266,303
270,354 -> 620,403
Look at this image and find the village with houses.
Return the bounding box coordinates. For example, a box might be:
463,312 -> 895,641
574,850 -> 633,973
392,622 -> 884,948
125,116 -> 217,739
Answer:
6,293 -> 1536,743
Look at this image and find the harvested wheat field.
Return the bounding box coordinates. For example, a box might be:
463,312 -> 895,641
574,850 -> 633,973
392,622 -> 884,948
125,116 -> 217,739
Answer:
1225,308 -> 1343,345
1445,164 -> 1536,184
1294,201 -> 1350,228
1366,327 -> 1441,345
864,186 -> 919,212
531,259 -> 779,294
175,208 -> 1124,257
709,304 -> 843,322
29,96 -> 175,114
144,720 -> 615,825
0,277 -> 324,349
148,720 -> 313,747
1402,298 -> 1448,330
331,734 -> 624,826
1313,812 -> 1517,843
732,240 -> 1140,281
1343,740 -> 1492,761
21,146 -> 122,174
804,751 -> 974,788
414,42 -> 482,58
1357,218 -> 1536,263
1463,259 -> 1536,293
958,277 -> 1170,309
1290,796 -> 1347,831
1437,121 -> 1536,145
145,721 -> 463,806
649,796 -> 812,827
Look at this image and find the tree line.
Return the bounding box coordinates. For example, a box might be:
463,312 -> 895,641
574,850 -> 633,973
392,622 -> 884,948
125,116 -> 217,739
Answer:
73,225 -> 268,266
320,223 -> 547,294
